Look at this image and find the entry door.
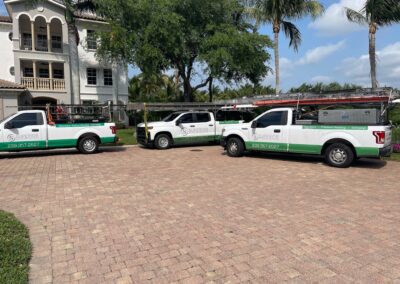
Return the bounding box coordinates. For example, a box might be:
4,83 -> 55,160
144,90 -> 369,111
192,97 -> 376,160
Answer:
248,110 -> 289,152
1,113 -> 47,151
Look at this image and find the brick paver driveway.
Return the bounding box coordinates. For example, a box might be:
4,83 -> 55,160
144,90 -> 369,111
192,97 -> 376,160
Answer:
1,146 -> 399,283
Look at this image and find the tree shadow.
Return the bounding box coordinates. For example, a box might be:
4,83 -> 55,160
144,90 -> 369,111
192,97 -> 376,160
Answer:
0,146 -> 127,159
221,151 -> 387,169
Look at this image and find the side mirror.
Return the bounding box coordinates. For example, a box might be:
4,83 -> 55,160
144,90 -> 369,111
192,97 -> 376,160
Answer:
251,121 -> 257,129
4,122 -> 13,129
175,120 -> 181,126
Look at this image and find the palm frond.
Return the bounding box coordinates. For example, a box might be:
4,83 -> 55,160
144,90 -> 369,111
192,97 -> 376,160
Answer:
282,21 -> 301,52
303,0 -> 325,20
345,8 -> 367,25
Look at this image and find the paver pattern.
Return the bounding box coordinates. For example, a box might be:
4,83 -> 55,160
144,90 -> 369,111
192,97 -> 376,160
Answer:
0,146 -> 399,284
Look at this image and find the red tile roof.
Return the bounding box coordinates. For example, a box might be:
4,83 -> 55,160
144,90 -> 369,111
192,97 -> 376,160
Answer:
0,79 -> 26,90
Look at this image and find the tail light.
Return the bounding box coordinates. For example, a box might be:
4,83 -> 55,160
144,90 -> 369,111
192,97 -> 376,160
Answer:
373,131 -> 385,144
110,126 -> 116,134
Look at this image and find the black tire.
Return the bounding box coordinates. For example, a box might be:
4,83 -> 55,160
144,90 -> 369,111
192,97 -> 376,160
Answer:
325,143 -> 354,168
155,134 -> 172,150
226,137 -> 245,157
78,136 -> 99,154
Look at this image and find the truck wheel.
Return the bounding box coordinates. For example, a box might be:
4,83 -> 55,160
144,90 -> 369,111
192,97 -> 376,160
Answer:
226,137 -> 244,157
155,134 -> 172,150
325,143 -> 354,168
78,136 -> 99,154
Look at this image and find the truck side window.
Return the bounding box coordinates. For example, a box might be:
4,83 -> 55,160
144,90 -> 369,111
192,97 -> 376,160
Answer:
179,113 -> 194,124
256,111 -> 287,128
195,113 -> 211,123
8,113 -> 43,128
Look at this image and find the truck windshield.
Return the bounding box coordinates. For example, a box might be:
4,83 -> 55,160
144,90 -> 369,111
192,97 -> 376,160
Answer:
0,113 -> 15,124
162,112 -> 182,122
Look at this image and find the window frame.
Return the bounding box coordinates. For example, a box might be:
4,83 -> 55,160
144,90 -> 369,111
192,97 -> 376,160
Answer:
86,30 -> 97,50
194,113 -> 211,123
51,35 -> 62,50
87,68 -> 97,85
23,67 -> 34,78
178,113 -> 194,124
103,69 -> 113,86
8,113 -> 44,129
256,111 -> 288,128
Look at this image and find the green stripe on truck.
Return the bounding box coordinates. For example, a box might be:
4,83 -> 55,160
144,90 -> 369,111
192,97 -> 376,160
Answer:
174,135 -> 218,144
303,125 -> 368,130
0,141 -> 47,150
55,123 -> 105,128
245,141 -> 380,157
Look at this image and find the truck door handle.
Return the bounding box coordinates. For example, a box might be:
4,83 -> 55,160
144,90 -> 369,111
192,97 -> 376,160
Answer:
209,124 -> 214,127
32,129 -> 39,132
274,129 -> 281,133
190,125 -> 195,128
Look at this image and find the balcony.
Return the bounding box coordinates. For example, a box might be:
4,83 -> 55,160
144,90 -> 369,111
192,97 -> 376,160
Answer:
18,14 -> 63,53
21,77 -> 65,91
20,60 -> 65,91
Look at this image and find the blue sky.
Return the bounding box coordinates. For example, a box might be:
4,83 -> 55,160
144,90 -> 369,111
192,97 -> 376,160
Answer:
1,0 -> 399,91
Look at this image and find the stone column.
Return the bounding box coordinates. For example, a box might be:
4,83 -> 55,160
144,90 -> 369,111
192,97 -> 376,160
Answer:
49,62 -> 53,90
33,61 -> 37,89
47,22 -> 51,52
31,21 -> 36,51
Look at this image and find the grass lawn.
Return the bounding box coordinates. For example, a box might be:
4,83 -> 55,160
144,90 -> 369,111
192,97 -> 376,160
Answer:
116,128 -> 137,146
386,152 -> 400,162
0,210 -> 32,284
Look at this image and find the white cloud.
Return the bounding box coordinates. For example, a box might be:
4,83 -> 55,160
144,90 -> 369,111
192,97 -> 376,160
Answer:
336,42 -> 400,88
297,41 -> 346,65
311,75 -> 331,83
309,0 -> 366,36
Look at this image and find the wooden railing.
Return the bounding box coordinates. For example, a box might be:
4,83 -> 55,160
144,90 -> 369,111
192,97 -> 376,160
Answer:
21,77 -> 65,91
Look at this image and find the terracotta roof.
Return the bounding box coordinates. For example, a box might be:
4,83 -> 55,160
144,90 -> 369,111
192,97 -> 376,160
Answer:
74,11 -> 105,22
0,79 -> 26,90
0,16 -> 12,23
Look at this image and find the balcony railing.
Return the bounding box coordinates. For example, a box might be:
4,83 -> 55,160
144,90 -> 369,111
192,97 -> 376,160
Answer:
21,77 -> 65,91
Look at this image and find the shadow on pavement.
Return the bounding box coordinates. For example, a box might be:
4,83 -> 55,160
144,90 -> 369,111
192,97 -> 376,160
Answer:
0,145 -> 127,159
221,151 -> 387,169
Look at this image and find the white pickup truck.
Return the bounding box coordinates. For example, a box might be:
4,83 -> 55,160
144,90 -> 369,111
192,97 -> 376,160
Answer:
221,108 -> 392,167
0,110 -> 117,154
137,109 -> 254,149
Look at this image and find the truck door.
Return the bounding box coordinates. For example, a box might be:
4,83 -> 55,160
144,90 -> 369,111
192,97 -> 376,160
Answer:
174,113 -> 215,144
193,112 -> 215,142
247,110 -> 289,152
1,112 -> 47,151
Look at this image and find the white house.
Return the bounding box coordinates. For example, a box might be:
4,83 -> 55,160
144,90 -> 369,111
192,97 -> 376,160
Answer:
0,0 -> 129,116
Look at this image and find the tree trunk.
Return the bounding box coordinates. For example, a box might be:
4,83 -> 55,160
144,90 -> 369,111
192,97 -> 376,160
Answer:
369,24 -> 378,90
209,77 -> 213,103
68,24 -> 81,104
273,21 -> 280,96
183,79 -> 192,102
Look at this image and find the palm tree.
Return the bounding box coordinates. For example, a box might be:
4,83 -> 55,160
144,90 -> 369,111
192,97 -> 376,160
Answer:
345,0 -> 400,90
28,0 -> 95,104
249,0 -> 324,95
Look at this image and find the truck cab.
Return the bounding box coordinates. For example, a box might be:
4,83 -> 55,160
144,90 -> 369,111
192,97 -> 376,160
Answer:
221,107 -> 392,167
0,110 -> 116,154
137,109 -> 255,149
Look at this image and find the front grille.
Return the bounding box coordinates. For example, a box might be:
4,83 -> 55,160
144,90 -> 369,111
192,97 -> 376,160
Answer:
136,127 -> 148,144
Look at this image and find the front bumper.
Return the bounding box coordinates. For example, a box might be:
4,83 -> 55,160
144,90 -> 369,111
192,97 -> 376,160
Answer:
379,145 -> 393,157
136,127 -> 153,147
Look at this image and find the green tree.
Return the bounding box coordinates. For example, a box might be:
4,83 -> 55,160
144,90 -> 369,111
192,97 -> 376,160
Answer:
95,0 -> 272,102
249,0 -> 324,95
289,82 -> 362,93
27,0 -> 96,104
129,73 -> 181,102
346,0 -> 400,90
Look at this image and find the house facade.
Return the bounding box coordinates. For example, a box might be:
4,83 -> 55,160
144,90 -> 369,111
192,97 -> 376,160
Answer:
0,0 -> 129,109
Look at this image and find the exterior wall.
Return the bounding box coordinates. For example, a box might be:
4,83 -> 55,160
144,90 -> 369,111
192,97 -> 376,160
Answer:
0,23 -> 15,82
0,92 -> 19,119
1,0 -> 129,106
76,20 -> 129,104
